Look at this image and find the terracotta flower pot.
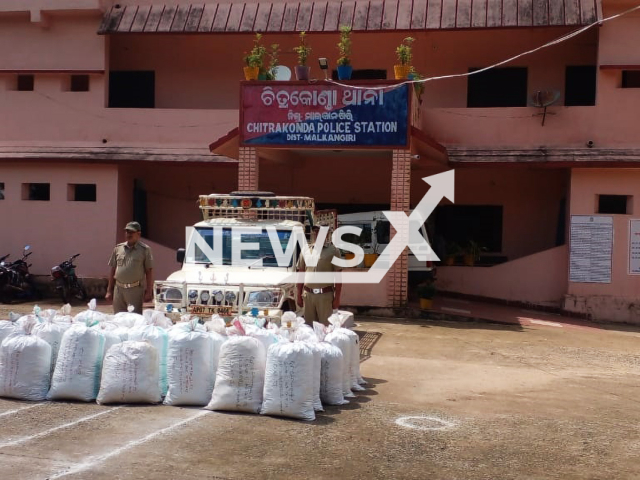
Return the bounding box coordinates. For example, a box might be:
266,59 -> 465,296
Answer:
394,65 -> 411,80
243,66 -> 259,81
295,65 -> 310,80
419,298 -> 433,310
364,253 -> 379,268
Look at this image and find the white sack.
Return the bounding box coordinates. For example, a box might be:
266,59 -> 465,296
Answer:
324,330 -> 354,398
91,323 -> 124,360
97,341 -> 161,404
73,299 -> 108,326
141,309 -> 173,329
310,344 -> 323,411
338,328 -> 365,391
32,318 -> 66,377
0,327 -> 52,401
205,336 -> 266,413
0,320 -> 15,346
209,332 -> 227,382
128,324 -> 168,396
246,324 -> 280,353
317,342 -> 348,405
47,324 -> 105,401
292,327 -> 323,411
112,310 -> 144,329
328,314 -> 366,388
260,341 -> 315,421
164,322 -> 215,406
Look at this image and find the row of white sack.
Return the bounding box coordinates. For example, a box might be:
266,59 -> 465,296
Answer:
0,311 -> 365,421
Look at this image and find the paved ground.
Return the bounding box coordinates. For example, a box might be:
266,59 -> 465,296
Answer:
0,300 -> 639,479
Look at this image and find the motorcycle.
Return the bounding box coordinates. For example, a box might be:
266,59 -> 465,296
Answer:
51,253 -> 87,303
0,245 -> 41,304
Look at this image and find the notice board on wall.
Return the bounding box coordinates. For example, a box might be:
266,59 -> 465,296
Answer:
569,215 -> 613,283
629,219 -> 640,275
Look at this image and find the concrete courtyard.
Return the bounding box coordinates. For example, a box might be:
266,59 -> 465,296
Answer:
0,300 -> 639,479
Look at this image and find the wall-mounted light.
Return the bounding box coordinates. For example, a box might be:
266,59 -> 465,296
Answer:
318,57 -> 329,80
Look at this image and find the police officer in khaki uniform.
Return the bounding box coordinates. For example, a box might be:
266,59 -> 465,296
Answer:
105,221 -> 154,314
296,224 -> 342,326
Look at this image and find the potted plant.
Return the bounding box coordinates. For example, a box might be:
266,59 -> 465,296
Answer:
264,43 -> 280,80
293,31 -> 312,80
417,281 -> 436,310
363,243 -> 380,268
409,67 -> 425,104
243,33 -> 266,81
336,25 -> 352,80
394,36 -> 414,80
444,241 -> 461,266
463,240 -> 486,266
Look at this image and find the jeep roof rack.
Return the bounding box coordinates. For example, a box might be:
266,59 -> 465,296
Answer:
199,193 -> 315,224
229,191 -> 276,197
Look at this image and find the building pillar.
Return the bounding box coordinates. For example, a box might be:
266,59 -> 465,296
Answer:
238,147 -> 258,191
388,150 -> 411,307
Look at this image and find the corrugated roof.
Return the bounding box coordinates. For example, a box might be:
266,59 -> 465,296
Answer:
98,0 -> 602,34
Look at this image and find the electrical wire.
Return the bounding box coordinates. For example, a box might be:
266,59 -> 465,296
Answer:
326,3 -> 640,91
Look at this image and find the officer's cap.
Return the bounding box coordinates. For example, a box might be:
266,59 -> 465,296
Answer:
125,221 -> 141,232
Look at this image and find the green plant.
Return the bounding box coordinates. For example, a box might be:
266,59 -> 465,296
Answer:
409,67 -> 425,102
417,281 -> 437,299
446,241 -> 462,257
337,25 -> 352,66
244,33 -> 266,69
396,36 -> 415,66
265,43 -> 280,80
465,240 -> 487,261
293,31 -> 312,66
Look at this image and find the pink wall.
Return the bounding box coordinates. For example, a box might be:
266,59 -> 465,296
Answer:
599,6 -> 640,66
139,237 -> 179,283
122,163 -> 239,249
0,11 -> 103,70
419,28 -> 598,109
568,168 -> 640,297
0,162 -> 118,277
437,245 -> 569,307
0,11 -> 634,153
564,169 -> 640,322
341,269 -> 391,308
411,167 -> 569,260
259,153 -> 392,205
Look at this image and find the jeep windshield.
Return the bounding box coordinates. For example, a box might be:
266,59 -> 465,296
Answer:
187,227 -> 294,267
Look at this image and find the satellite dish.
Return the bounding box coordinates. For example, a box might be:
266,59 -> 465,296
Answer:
273,65 -> 291,81
530,90 -> 561,126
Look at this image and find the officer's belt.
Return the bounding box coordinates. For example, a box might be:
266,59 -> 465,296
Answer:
116,280 -> 141,289
304,285 -> 334,294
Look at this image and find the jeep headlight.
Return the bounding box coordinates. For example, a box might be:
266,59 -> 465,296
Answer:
161,287 -> 183,302
246,290 -> 282,308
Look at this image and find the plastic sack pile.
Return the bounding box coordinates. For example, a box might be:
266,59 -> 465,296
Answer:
0,302 -> 365,421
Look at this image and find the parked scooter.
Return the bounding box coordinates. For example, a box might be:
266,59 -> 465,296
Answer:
0,246 -> 41,304
51,253 -> 87,303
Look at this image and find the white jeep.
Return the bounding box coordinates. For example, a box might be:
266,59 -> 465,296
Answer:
154,192 -> 334,324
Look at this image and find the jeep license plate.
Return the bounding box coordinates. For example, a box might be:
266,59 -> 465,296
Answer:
188,305 -> 232,316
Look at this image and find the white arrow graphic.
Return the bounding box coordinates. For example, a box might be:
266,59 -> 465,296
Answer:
293,169 -> 455,284
376,170 -> 454,267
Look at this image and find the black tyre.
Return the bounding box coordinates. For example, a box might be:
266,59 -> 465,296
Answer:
75,279 -> 88,301
0,290 -> 11,304
60,283 -> 70,304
